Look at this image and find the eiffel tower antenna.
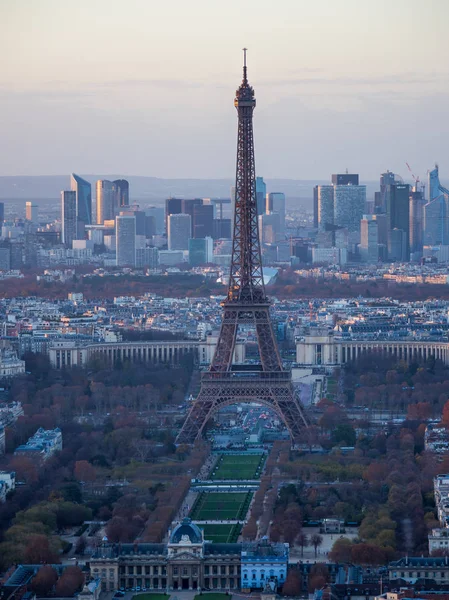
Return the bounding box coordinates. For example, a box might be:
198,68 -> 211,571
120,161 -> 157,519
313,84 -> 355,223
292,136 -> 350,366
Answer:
176,51 -> 308,446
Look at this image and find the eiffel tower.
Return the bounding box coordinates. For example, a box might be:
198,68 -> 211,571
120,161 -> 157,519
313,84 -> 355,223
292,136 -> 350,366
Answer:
176,50 -> 308,445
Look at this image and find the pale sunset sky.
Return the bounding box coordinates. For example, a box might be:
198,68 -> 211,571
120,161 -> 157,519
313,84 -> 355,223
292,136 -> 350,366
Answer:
1,0 -> 449,180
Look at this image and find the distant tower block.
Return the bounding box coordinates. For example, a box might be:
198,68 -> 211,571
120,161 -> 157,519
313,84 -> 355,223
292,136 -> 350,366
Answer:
176,50 -> 308,446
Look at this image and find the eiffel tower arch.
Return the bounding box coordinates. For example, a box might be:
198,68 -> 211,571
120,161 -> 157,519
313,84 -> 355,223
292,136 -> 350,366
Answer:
176,50 -> 308,446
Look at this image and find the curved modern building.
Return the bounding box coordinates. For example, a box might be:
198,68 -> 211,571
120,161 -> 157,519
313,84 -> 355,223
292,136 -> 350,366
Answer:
113,179 -> 129,209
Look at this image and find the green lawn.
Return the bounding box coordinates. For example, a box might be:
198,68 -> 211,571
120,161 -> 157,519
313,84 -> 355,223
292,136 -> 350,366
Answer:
132,595 -> 169,600
194,594 -> 231,600
210,453 -> 265,480
190,491 -> 252,521
201,523 -> 241,543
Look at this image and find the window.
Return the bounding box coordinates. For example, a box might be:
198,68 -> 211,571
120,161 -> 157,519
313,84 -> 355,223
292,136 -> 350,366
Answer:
221,566 -> 226,575
183,567 -> 188,576
145,567 -> 150,575
173,567 -> 178,575
442,572 -> 446,578
243,572 -> 248,580
128,567 -> 134,575
400,572 -> 404,578
136,566 -> 142,575
213,566 -> 218,575
229,566 -> 234,575
154,566 -> 159,575
192,567 -> 198,575
205,566 -> 210,575
221,578 -> 226,588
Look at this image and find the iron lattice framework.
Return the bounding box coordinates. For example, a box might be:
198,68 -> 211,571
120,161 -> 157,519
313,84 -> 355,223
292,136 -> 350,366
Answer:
176,51 -> 308,445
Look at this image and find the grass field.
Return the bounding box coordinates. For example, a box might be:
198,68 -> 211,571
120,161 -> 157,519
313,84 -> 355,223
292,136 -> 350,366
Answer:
201,523 -> 242,543
132,595 -> 169,600
190,491 -> 252,521
194,595 -> 231,600
210,453 -> 265,480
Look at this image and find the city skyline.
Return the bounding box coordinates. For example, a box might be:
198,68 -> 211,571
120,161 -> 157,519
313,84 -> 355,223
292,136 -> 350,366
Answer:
1,0 -> 449,179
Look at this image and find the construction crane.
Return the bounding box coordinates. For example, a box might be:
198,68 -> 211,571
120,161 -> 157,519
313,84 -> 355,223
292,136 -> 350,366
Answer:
405,162 -> 420,190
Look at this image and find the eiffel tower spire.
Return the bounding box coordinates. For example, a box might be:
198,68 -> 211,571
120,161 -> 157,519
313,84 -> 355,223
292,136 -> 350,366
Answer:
176,52 -> 308,446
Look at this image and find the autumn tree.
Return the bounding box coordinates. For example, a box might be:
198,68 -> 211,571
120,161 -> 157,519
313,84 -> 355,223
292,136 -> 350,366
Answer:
74,460 -> 96,482
282,569 -> 302,595
31,565 -> 58,596
24,535 -> 60,564
329,537 -> 353,563
297,532 -> 309,557
55,566 -> 84,597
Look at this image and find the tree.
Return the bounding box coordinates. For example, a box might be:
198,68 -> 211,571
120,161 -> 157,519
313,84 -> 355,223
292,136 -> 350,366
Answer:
332,423 -> 356,446
310,533 -> 323,557
75,535 -> 87,556
55,566 -> 84,597
308,564 -> 329,593
297,532 -> 309,557
31,565 -> 58,596
282,569 -> 302,595
24,535 -> 60,564
350,543 -> 386,566
74,460 -> 96,482
329,537 -> 353,563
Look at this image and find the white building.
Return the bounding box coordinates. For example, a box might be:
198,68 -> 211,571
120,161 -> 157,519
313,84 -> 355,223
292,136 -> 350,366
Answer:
14,427 -> 62,461
0,349 -> 25,379
25,202 -> 38,224
0,471 -> 15,502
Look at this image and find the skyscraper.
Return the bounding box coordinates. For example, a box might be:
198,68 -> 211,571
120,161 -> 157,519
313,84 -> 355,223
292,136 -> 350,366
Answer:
116,215 -> 136,266
266,193 -> 286,235
61,191 -> 76,247
189,237 -> 213,266
424,197 -> 448,246
379,171 -> 396,212
193,204 -> 214,238
25,202 -> 38,224
360,215 -> 379,263
182,199 -> 203,235
409,190 -> 426,254
146,207 -> 165,234
332,173 -> 359,185
165,198 -> 183,233
168,213 -> 191,250
71,173 -> 92,239
96,180 -> 115,224
313,186 -> 319,229
386,183 -> 410,260
113,179 -> 129,210
255,177 -> 266,217
317,185 -> 334,231
334,183 -> 366,233
0,203 -> 4,225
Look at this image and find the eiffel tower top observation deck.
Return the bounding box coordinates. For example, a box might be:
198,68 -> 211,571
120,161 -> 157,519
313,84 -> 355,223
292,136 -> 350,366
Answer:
228,48 -> 266,305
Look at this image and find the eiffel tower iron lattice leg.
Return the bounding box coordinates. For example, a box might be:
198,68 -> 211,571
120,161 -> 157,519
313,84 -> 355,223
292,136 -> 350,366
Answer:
176,50 -> 309,446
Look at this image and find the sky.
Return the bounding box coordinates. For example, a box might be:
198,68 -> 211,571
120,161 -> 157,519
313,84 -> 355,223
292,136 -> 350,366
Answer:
1,0 -> 449,181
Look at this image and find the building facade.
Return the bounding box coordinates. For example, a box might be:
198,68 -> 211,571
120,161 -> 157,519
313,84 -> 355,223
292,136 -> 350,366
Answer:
334,184 -> 366,234
90,519 -> 287,593
71,173 -> 92,239
168,214 -> 191,251
96,180 -> 115,225
116,215 -> 136,266
61,190 -> 77,247
14,427 -> 62,461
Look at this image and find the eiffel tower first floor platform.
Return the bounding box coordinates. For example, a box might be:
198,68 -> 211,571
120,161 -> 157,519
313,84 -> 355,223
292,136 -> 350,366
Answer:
176,370 -> 308,446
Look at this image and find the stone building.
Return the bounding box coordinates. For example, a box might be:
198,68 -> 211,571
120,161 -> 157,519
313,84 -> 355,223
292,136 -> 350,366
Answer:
90,519 -> 241,592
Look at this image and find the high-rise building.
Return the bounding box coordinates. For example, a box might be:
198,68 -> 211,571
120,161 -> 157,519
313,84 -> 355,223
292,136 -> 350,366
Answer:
193,204 -> 214,238
213,218 -> 232,240
71,173 -> 92,239
0,247 -> 10,271
386,183 -> 410,259
61,191 -> 77,247
266,193 -> 286,235
316,185 -> 334,231
334,184 -> 366,233
409,190 -> 426,253
136,246 -> 159,268
113,179 -> 129,210
389,228 -> 407,262
258,212 -> 280,244
182,199 -> 203,235
313,187 -> 319,229
360,215 -> 379,263
0,203 -> 4,225
189,237 -> 213,266
116,215 -> 136,266
165,198 -> 183,233
424,197 -> 448,246
332,173 -> 359,186
168,213 -> 191,250
25,202 -> 38,224
378,171 -> 396,212
146,207 -> 165,234
255,177 -> 266,217
96,180 -> 115,224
